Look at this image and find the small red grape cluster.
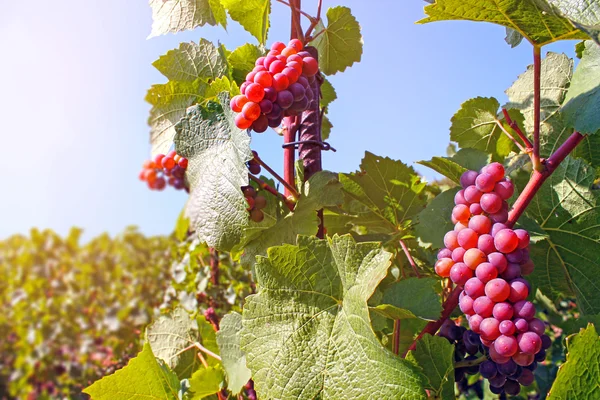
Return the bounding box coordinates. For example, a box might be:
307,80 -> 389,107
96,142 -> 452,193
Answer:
435,163 -> 550,396
139,150 -> 188,191
230,39 -> 319,132
242,186 -> 266,223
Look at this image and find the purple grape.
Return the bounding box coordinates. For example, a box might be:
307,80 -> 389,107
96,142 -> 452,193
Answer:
497,359 -> 518,376
276,90 -> 294,109
534,349 -> 547,362
437,248 -> 453,260
288,83 -> 306,101
513,300 -> 536,320
460,170 -> 479,188
501,263 -> 521,281
541,334 -> 552,350
268,116 -> 283,128
289,96 -> 309,112
518,368 -> 535,386
259,99 -> 273,114
514,318 -> 529,332
479,360 -> 497,379
488,373 -> 507,388
252,115 -> 269,133
264,86 -> 277,102
504,379 -> 521,395
297,76 -> 309,88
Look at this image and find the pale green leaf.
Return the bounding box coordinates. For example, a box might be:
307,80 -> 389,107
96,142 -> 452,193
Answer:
204,77 -> 240,99
505,27 -> 525,47
407,334 -> 455,400
216,312 -> 251,395
416,188 -> 460,249
562,41 -> 600,134
221,0 -> 270,44
227,43 -> 265,85
83,343 -> 180,400
188,366 -> 225,399
241,235 -> 427,400
418,148 -> 489,184
548,324 -> 600,399
375,278 -> 442,321
153,39 -> 229,82
148,0 -> 226,38
174,93 -> 253,251
309,7 -> 363,75
320,77 -> 337,109
321,114 -> 333,140
547,0 -> 600,44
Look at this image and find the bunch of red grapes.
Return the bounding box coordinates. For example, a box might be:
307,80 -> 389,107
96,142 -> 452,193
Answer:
139,150 -> 188,191
435,163 -> 551,396
242,186 -> 266,223
230,39 -> 319,132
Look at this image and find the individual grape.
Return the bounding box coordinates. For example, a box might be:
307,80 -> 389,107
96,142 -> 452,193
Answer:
263,55 -> 278,69
297,75 -> 309,88
272,73 -> 290,91
504,379 -> 521,395
517,332 -> 542,354
435,258 -> 454,278
468,215 -> 491,234
513,300 -> 535,320
460,170 -> 479,188
513,229 -> 530,249
454,221 -> 468,232
493,302 -> 514,321
534,349 -> 547,362
497,359 -> 518,376
254,71 -> 273,88
443,230 -> 459,250
178,157 -> 188,169
305,87 -> 314,101
480,193 -> 502,213
541,334 -> 552,350
245,71 -> 257,85
475,262 -> 498,283
477,234 -> 495,254
517,368 -> 535,386
250,209 -> 264,223
485,162 -> 505,181
289,96 -> 309,112
499,320 -> 516,335
495,179 -> 515,200
268,115 -> 283,127
480,317 -> 501,340
508,280 -> 529,302
500,263 -> 521,281
459,294 -> 475,315
288,38 -> 303,51
287,61 -> 303,75
230,96 -> 245,113
464,277 -> 485,298
271,41 -> 286,52
494,229 -> 519,253
248,161 -> 261,175
243,186 -> 256,198
155,177 -> 166,190
468,314 -> 483,332
464,185 -> 483,203
438,248 -> 453,259
162,156 -> 176,170
506,249 -> 524,263
252,115 -> 269,133
452,247 -> 466,262
246,196 -> 256,210
264,86 -> 277,102
470,203 -> 483,215
255,56 -> 266,67
485,278 -> 510,302
276,90 -> 294,109
450,262 -> 473,285
242,102 -> 261,121
479,361 -> 497,379
514,318 -> 529,333
489,208 -> 509,223
489,384 -> 504,395
283,67 -> 299,84
267,103 -> 283,120
491,223 -> 508,236
488,373 -> 507,388
457,228 -> 478,249
475,173 -> 495,192
302,56 -> 319,76
464,248 -> 487,269
455,189 -> 468,205
172,165 -> 185,179
473,296 -> 494,317
154,153 -> 165,167
495,335 -> 518,357
269,60 -> 286,74
281,46 -> 297,57
259,99 -> 274,114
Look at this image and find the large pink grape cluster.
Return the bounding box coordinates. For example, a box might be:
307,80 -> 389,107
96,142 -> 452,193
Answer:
435,162 -> 550,396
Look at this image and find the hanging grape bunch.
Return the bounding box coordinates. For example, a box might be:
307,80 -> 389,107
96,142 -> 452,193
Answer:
435,163 -> 551,396
139,150 -> 188,191
242,185 -> 267,223
230,39 -> 319,132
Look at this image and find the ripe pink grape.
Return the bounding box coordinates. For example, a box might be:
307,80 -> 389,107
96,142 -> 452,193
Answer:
464,277 -> 485,298
475,262 -> 498,282
452,204 -> 471,222
452,247 -> 466,262
485,278 -> 510,302
480,193 -> 503,213
477,234 -> 495,254
455,189 -> 468,205
457,228 -> 478,249
517,332 -> 542,354
508,279 -> 529,302
513,300 -> 535,320
464,185 -> 483,203
464,248 -> 487,269
468,215 -> 491,234
476,173 -> 496,192
492,302 -> 514,321
450,262 -> 473,285
495,334 -> 518,357
494,180 -> 514,200
444,231 -> 459,250
480,317 -> 500,340
459,294 -> 475,315
499,320 -> 516,335
469,314 -> 483,332
473,296 -> 494,317
460,170 -> 479,188
494,229 -> 519,253
435,258 -> 454,277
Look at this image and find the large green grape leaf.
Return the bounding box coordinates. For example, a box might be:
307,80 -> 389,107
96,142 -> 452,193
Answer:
227,44 -> 265,85
240,235 -> 427,400
416,188 -> 460,249
561,41 -> 600,135
174,94 -> 253,251
419,0 -> 587,46
547,0 -> 600,44
449,97 -> 518,161
406,334 -> 455,400
221,0 -> 270,45
339,152 -> 427,235
216,312 -> 251,395
148,0 -> 226,38
153,39 -> 229,83
548,324 -> 600,399
374,277 -> 442,321
320,77 -> 337,109
506,52 -> 573,136
204,77 -> 240,100
418,148 -> 489,184
237,171 -> 344,267
309,6 -> 363,75
526,156 -> 600,315
83,342 -> 180,400
147,79 -> 208,156
188,366 -> 225,399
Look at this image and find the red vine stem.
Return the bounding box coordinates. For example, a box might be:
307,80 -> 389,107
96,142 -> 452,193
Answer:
532,46 -> 542,171
502,108 -> 533,149
399,239 -> 421,278
392,320 -> 401,355
496,120 -> 527,153
209,248 -> 219,286
276,0 -> 315,25
253,151 -> 299,198
304,0 -> 322,40
249,174 -> 296,211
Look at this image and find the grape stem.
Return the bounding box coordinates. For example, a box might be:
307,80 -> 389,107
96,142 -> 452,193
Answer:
502,108 -> 533,149
495,119 -> 527,154
392,320 -> 401,355
253,151 -> 299,199
304,0 -> 323,41
210,248 -> 219,286
249,174 -> 296,211
455,355 -> 487,369
276,0 -> 316,24
399,239 -> 421,278
532,46 -> 543,171
403,287 -> 461,357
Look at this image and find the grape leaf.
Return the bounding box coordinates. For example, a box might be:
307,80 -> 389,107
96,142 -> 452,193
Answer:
573,134 -> 600,167
153,39 -> 229,83
320,77 -> 337,109
237,171 -> 344,267
561,41 -> 600,135
221,0 -> 270,44
561,315 -> 600,335
505,27 -> 525,47
339,152 -> 427,235
147,79 -> 208,157
146,307 -> 207,379
415,188 -> 460,249
83,342 -> 180,400
204,77 -> 240,100
188,366 -> 225,399
227,44 -> 265,85
547,0 -> 600,45
506,52 -> 573,136
174,93 -> 253,251
406,334 -> 455,400
525,156 -> 600,315
309,7 -> 363,75
419,0 -> 587,46
322,114 -> 333,140
240,235 -> 427,400
548,324 -> 600,399
216,312 -> 251,395
374,278 -> 442,321
148,0 -> 226,38
418,148 -> 489,184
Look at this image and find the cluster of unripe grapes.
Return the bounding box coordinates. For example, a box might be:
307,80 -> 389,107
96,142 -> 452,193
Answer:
139,150 -> 188,191
435,163 -> 550,396
230,39 -> 319,132
243,186 -> 266,223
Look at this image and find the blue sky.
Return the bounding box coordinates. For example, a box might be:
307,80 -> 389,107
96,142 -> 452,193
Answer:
0,1 -> 577,240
